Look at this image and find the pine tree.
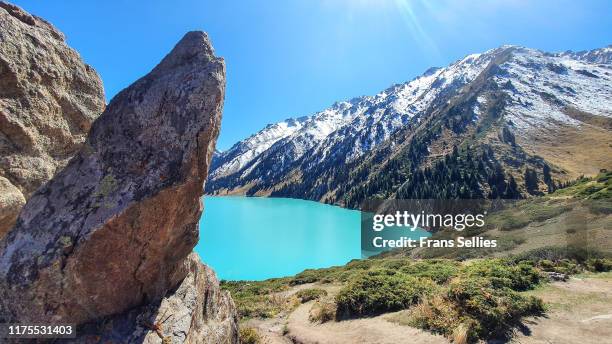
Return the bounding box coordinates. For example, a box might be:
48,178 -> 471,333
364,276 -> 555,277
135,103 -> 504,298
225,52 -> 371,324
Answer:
504,175 -> 520,199
543,164 -> 554,193
524,168 -> 539,194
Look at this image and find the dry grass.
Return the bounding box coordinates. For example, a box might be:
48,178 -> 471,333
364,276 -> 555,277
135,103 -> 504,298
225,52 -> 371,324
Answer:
451,323 -> 469,344
309,299 -> 337,323
238,327 -> 262,344
517,123 -> 612,178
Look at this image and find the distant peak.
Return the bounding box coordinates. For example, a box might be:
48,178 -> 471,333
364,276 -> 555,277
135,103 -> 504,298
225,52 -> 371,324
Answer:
557,44 -> 612,64
423,67 -> 441,76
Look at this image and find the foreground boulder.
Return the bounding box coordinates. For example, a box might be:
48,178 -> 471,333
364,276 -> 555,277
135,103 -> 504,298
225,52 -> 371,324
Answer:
73,254 -> 239,344
0,28 -> 229,335
0,1 -> 105,235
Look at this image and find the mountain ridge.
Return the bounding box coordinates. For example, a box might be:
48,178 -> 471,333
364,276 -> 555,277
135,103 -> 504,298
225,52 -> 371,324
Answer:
207,44 -> 612,207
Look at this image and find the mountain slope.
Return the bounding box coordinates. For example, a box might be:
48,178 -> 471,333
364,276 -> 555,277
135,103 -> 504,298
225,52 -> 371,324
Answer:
207,45 -> 612,207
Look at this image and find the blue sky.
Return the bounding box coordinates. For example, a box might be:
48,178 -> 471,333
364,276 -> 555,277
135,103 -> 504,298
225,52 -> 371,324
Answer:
12,0 -> 612,150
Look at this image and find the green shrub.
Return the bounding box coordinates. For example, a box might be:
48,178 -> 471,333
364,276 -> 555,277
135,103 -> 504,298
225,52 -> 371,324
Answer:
446,277 -> 545,340
407,295 -> 466,338
510,247 -> 612,276
539,259 -> 555,271
290,269 -> 324,285
239,327 -> 261,344
585,258 -> 612,272
381,259 -> 413,270
549,259 -> 580,275
221,279 -> 292,318
511,246 -> 608,264
400,260 -> 460,283
345,259 -> 377,270
410,277 -> 544,343
335,272 -> 436,318
232,294 -> 287,318
295,288 -> 328,303
462,259 -> 541,291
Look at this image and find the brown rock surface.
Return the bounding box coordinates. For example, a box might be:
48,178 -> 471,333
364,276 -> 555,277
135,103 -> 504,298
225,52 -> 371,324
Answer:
0,176 -> 25,238
0,29 -> 226,331
0,1 -> 105,235
73,254 -> 239,344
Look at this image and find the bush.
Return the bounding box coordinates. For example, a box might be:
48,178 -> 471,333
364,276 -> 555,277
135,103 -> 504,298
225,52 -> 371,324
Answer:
232,293 -> 290,319
408,295 -> 464,337
239,327 -> 261,344
585,258 -> 612,272
381,259 -> 413,270
410,278 -> 544,343
345,259 -> 377,270
295,288 -> 328,303
400,260 -> 460,283
462,259 -> 541,291
546,259 -> 580,275
448,277 -> 544,339
309,299 -> 337,323
512,246 -> 608,264
511,246 -> 611,276
335,272 -> 436,318
290,269 -> 324,285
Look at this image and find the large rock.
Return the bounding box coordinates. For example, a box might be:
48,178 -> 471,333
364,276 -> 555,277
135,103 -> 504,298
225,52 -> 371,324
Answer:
0,29 -> 226,330
73,254 -> 239,344
0,1 -> 106,235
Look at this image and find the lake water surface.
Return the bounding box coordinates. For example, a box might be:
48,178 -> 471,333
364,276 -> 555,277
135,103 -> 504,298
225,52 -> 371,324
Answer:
196,196 -> 361,281
196,196 -> 433,280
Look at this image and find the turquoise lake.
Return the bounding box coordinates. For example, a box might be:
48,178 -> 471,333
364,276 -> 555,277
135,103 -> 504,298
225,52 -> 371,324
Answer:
196,196 -> 361,281
195,196 -> 430,281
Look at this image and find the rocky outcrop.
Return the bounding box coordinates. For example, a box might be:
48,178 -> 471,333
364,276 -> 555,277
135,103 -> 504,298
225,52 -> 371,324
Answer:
0,1 -> 106,235
0,28 -> 233,342
73,254 -> 239,344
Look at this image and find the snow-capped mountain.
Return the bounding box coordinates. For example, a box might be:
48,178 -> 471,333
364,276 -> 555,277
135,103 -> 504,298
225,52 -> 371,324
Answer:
210,117 -> 307,178
492,46 -> 612,133
558,45 -> 612,64
211,48 -> 502,178
207,45 -> 612,206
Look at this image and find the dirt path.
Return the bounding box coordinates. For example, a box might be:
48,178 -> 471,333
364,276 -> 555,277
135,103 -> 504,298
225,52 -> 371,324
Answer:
286,302 -> 448,344
245,317 -> 292,344
242,283 -> 327,344
514,274 -> 612,344
245,275 -> 611,344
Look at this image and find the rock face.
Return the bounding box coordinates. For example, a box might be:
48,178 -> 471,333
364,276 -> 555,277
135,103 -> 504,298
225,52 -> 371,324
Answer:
0,1 -> 106,235
0,28 -> 229,336
73,254 -> 239,344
